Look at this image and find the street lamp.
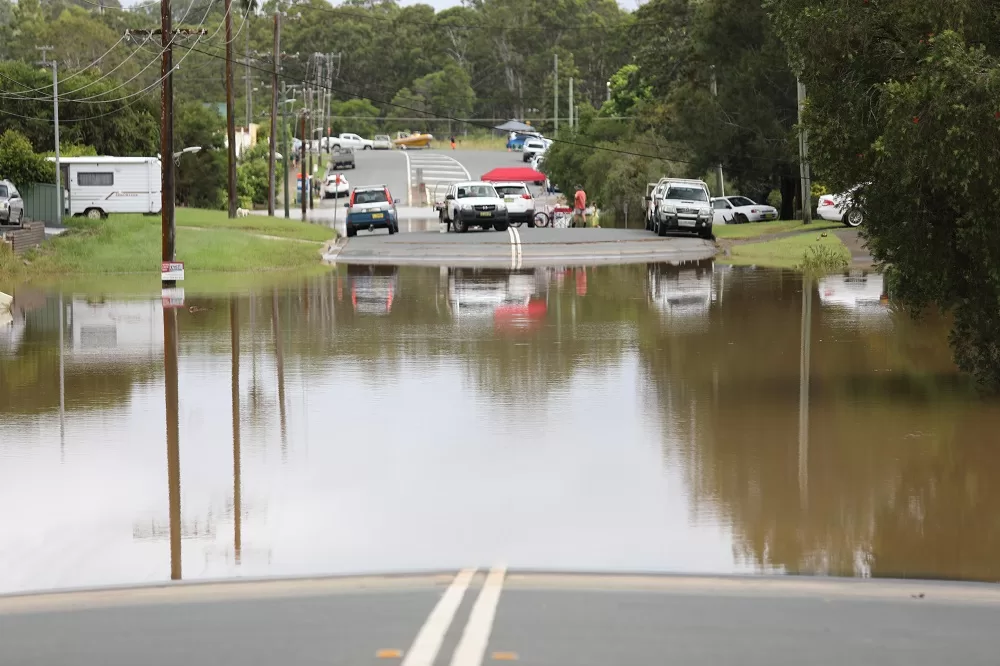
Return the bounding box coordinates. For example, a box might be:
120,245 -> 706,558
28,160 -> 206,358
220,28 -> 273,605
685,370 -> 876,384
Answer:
158,146 -> 203,166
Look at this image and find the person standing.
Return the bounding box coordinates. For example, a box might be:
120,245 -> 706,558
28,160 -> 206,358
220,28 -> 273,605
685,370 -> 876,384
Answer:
450,135 -> 456,150
573,185 -> 587,228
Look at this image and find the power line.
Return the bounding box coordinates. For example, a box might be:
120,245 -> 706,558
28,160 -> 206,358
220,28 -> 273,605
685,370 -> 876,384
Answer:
0,36 -> 128,98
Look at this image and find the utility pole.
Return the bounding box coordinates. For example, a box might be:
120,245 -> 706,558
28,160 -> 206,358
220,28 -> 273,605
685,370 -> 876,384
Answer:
797,77 -> 812,223
710,66 -> 725,197
282,82 -> 290,219
553,54 -> 558,137
225,0 -> 238,218
245,6 -> 251,132
268,13 -> 280,216
37,46 -> 61,228
300,109 -> 308,221
307,86 -> 314,211
568,77 -> 574,131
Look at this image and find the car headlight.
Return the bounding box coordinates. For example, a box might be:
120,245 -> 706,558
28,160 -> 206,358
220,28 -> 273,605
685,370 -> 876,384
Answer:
1,201 -> 8,210
497,204 -> 507,212
661,205 -> 676,214
461,203 -> 473,211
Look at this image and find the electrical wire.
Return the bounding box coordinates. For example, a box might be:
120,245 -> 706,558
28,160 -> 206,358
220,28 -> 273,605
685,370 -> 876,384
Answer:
0,35 -> 129,99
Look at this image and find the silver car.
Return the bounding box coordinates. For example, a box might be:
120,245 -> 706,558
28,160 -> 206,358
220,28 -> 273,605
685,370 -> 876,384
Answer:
0,179 -> 25,225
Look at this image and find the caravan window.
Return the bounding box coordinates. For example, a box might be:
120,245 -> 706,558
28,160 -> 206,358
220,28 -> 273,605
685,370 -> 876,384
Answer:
78,172 -> 114,186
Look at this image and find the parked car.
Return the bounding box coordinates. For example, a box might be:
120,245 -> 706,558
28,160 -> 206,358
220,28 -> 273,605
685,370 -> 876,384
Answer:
373,135 -> 392,150
522,138 -> 548,162
330,146 -> 355,169
329,133 -> 374,150
492,182 -> 536,227
649,178 -> 713,239
0,179 -> 25,225
711,196 -> 779,225
818,185 -> 865,227
440,181 -> 509,233
324,173 -> 350,199
506,131 -> 542,151
344,184 -> 398,237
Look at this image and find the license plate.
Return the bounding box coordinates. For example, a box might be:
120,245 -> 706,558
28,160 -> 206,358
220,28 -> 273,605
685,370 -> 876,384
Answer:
478,212 -> 492,217
678,218 -> 696,228
504,197 -> 515,202
371,213 -> 384,219
763,213 -> 775,220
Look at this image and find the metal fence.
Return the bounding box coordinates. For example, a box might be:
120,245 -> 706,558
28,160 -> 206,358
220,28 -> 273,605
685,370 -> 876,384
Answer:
21,183 -> 60,226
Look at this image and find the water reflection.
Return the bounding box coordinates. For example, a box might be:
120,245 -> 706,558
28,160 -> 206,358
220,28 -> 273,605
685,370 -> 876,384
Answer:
1,262 -> 999,594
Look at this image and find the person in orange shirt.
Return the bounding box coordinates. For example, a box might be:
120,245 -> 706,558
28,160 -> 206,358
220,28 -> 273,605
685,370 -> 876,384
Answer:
573,185 -> 587,228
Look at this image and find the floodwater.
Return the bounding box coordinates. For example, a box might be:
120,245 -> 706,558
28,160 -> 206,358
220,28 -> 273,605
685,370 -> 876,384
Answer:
1,262 -> 999,595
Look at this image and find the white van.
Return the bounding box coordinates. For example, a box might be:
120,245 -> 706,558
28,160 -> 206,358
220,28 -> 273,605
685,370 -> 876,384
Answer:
51,156 -> 161,219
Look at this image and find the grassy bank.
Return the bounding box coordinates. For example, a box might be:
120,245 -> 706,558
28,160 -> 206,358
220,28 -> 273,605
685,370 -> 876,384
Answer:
721,229 -> 850,270
713,219 -> 842,239
452,135 -> 507,151
4,209 -> 335,281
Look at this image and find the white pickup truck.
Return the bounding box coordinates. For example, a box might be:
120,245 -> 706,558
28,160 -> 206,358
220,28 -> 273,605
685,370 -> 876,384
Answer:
327,133 -> 374,151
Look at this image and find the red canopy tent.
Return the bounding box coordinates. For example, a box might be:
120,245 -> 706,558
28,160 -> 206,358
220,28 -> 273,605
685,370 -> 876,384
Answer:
481,167 -> 547,183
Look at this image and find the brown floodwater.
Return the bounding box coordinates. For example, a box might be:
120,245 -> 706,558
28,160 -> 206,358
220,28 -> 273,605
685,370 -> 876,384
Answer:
1,262 -> 999,595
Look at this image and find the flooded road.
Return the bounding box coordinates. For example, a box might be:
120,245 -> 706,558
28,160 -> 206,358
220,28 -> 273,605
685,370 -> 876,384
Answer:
2,262 -> 999,595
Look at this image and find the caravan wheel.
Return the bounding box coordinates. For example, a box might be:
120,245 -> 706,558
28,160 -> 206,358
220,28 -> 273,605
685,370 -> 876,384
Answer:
85,208 -> 104,220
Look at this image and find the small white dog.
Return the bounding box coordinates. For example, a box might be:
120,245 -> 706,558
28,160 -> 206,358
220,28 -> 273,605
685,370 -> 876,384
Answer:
236,207 -> 249,218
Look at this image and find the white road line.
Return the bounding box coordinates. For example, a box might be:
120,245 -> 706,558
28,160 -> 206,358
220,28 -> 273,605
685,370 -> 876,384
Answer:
511,226 -> 522,269
401,149 -> 413,206
506,226 -> 517,268
401,569 -> 477,666
450,566 -> 507,666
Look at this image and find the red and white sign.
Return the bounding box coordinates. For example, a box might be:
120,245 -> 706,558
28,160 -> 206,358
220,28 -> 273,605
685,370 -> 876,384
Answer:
161,261 -> 185,282
161,288 -> 185,309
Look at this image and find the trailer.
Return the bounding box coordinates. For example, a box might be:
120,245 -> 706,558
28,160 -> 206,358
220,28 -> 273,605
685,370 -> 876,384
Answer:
50,156 -> 161,219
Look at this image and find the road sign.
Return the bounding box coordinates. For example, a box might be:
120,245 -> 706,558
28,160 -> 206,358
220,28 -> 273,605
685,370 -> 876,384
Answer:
162,288 -> 185,309
161,261 -> 185,282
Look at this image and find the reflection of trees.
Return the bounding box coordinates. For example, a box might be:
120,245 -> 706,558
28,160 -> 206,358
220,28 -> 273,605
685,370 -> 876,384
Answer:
638,266 -> 1000,580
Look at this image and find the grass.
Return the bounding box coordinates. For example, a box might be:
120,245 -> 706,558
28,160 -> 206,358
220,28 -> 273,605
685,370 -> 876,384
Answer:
451,135 -> 508,151
19,210 -> 334,277
720,229 -> 851,270
713,219 -> 843,239
174,208 -> 336,242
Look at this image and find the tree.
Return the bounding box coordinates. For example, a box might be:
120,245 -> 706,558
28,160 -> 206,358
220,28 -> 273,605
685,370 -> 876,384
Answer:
331,98 -> 380,138
767,0 -> 1000,388
0,129 -> 55,186
412,63 -> 476,121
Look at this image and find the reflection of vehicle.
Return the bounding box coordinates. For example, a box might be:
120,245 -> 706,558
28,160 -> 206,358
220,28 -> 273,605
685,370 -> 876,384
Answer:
441,181 -> 509,233
447,268 -> 547,331
711,196 -> 778,225
819,272 -> 888,309
331,147 -> 355,169
346,265 -> 399,315
651,179 -> 713,239
647,260 -> 717,329
372,135 -> 392,150
491,182 -> 535,227
344,185 -> 398,237
324,174 -> 350,199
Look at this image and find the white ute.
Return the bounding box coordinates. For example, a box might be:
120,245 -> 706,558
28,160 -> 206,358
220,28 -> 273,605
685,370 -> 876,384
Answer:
329,133 -> 374,151
651,178 -> 714,239
441,181 -> 510,233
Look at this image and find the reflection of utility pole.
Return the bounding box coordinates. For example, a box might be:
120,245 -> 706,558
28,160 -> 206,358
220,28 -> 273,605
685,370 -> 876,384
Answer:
797,77 -> 812,224
58,291 -> 65,461
271,289 -> 287,460
163,306 -> 182,580
710,66 -> 725,197
230,299 -> 242,564
798,274 -> 812,505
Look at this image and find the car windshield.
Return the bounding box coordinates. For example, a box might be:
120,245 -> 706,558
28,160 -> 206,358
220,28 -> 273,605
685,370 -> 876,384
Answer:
457,185 -> 497,198
665,186 -> 708,202
0,185 -> 7,198
495,186 -> 527,196
729,196 -> 756,207
354,190 -> 388,204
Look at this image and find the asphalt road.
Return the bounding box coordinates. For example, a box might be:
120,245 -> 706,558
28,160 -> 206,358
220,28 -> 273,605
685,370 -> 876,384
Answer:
329,227 -> 717,268
2,572 -> 998,665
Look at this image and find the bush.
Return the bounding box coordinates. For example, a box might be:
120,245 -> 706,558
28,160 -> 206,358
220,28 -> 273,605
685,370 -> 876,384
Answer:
0,129 -> 55,186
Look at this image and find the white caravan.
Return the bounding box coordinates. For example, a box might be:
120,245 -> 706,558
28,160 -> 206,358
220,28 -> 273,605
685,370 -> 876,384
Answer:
51,156 -> 161,219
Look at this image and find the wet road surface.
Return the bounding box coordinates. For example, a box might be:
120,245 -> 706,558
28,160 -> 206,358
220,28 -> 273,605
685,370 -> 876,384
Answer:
2,572 -> 999,665
3,264 -> 1000,595
330,228 -> 716,267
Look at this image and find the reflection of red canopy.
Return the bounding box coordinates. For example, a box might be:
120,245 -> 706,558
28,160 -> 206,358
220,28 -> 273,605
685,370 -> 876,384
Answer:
481,167 -> 546,182
494,298 -> 547,332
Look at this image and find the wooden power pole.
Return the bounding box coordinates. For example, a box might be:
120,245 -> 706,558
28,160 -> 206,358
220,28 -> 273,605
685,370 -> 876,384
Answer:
268,13 -> 280,216
160,0 -> 176,277
300,110 -> 308,221
225,0 -> 238,218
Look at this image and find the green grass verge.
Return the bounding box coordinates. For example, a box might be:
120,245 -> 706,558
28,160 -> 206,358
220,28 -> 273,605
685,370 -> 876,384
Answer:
720,229 -> 851,270
451,135 -> 507,151
22,211 -> 332,276
713,219 -> 842,239
174,208 -> 336,242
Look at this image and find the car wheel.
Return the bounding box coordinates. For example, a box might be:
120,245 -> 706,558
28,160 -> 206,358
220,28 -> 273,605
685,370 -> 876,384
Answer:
844,208 -> 863,227
85,208 -> 103,220
454,218 -> 467,233
346,225 -> 356,238
332,144 -> 340,151
699,227 -> 714,240
387,223 -> 395,235
657,218 -> 667,237
16,209 -> 23,224
493,220 -> 509,232
363,145 -> 372,150
736,213 -> 749,225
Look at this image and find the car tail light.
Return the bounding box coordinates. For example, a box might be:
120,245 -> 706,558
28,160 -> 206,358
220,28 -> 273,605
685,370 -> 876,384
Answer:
820,197 -> 835,207
349,192 -> 355,206
521,193 -> 532,199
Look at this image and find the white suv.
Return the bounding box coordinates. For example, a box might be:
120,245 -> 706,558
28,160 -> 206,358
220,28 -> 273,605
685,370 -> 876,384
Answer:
652,178 -> 713,239
522,138 -> 548,162
441,181 -> 510,233
491,182 -> 535,227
